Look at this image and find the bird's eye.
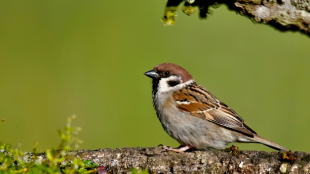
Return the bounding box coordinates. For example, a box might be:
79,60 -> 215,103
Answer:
164,71 -> 170,76
167,80 -> 180,87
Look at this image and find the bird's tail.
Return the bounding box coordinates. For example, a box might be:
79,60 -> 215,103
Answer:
250,134 -> 288,151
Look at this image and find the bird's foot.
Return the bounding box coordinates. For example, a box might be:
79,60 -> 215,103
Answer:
158,144 -> 191,153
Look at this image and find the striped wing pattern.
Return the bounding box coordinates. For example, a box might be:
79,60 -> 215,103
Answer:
173,82 -> 256,137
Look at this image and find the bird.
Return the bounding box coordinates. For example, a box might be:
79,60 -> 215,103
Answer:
144,63 -> 287,153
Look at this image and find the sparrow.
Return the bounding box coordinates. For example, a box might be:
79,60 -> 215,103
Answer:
144,63 -> 287,152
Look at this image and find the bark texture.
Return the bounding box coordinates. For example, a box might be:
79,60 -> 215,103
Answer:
234,0 -> 310,35
163,0 -> 310,36
27,147 -> 310,173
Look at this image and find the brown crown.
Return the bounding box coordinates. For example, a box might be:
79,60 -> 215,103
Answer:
153,63 -> 193,83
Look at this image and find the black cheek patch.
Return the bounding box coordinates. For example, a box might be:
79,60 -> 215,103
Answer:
167,80 -> 180,87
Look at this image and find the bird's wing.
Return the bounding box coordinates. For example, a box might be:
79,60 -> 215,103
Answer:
173,83 -> 256,137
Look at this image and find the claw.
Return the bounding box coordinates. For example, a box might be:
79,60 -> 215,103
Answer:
158,144 -> 170,150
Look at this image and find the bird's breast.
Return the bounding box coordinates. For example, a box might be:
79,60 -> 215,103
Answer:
153,93 -> 237,149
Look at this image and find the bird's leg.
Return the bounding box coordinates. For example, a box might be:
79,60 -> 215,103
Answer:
158,144 -> 192,153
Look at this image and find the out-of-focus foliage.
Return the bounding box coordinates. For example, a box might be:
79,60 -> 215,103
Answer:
0,116 -> 99,174
0,0 -> 309,153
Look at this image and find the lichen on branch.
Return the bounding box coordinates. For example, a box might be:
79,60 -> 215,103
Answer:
162,0 -> 310,36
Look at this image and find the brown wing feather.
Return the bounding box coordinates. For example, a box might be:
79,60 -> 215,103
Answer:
173,83 -> 256,137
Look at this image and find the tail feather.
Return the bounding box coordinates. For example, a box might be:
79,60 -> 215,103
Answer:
250,135 -> 288,151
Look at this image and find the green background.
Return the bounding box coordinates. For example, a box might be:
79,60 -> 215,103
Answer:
0,0 -> 309,152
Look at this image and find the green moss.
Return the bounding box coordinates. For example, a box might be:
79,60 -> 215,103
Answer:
131,168 -> 149,174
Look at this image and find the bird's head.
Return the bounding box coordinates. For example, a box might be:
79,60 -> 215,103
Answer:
144,63 -> 194,93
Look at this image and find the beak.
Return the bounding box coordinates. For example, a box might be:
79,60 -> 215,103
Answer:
144,70 -> 159,79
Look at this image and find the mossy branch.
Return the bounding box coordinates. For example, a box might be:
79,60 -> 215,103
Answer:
2,117 -> 308,173
21,147 -> 310,173
162,0 -> 310,37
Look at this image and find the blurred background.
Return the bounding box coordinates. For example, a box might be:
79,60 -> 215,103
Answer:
0,0 -> 309,152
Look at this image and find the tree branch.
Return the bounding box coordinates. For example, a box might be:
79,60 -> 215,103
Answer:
25,147 -> 310,173
162,0 -> 310,37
